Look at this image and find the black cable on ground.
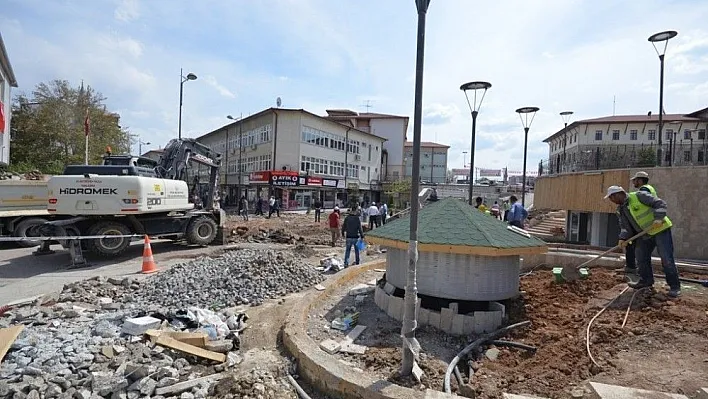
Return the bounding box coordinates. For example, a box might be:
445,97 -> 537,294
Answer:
490,340 -> 537,353
443,320 -> 531,394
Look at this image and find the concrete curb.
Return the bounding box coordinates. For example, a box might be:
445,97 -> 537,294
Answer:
282,259 -> 457,399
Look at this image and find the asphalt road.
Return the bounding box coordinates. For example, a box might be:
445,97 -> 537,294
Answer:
0,239 -> 225,305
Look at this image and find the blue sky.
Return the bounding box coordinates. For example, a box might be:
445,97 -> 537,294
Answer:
2,0 -> 708,172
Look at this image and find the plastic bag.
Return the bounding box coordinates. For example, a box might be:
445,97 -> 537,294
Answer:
356,238 -> 366,251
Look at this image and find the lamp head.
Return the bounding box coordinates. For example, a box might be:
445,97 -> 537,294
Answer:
648,30 -> 678,42
460,81 -> 492,91
186,73 -> 197,80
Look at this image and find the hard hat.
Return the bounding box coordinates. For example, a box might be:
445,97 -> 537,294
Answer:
604,185 -> 626,199
630,171 -> 649,181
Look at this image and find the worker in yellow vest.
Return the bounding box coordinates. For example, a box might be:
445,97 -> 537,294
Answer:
622,171 -> 658,274
604,185 -> 680,298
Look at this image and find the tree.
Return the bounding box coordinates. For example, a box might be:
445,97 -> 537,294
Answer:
9,80 -> 131,174
383,178 -> 412,209
636,147 -> 657,167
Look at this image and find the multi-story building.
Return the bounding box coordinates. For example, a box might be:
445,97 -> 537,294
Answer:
542,108 -> 708,174
403,141 -> 449,184
197,108 -> 386,210
0,33 -> 18,166
324,109 -> 408,181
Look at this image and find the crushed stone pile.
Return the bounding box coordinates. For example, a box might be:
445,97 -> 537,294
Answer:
0,169 -> 45,180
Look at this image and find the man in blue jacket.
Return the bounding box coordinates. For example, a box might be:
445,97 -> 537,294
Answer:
507,195 -> 528,229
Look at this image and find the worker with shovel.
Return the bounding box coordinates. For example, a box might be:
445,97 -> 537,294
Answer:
604,186 -> 681,298
623,171 -> 658,274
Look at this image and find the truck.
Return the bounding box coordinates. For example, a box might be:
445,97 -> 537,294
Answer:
0,178 -> 53,247
37,138 -> 226,257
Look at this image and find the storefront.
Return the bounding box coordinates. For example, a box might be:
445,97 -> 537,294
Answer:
246,170 -> 342,210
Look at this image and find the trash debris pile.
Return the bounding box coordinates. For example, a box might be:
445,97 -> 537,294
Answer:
0,169 -> 45,181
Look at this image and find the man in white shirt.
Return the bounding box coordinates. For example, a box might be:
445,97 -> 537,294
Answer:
367,202 -> 380,230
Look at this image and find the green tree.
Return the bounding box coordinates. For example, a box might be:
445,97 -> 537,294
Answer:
9,80 -> 131,174
383,178 -> 412,208
636,147 -> 657,167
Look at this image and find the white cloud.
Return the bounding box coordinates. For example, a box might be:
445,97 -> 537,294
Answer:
202,75 -> 236,99
114,0 -> 140,22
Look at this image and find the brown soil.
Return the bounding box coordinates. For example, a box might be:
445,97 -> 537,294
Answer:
226,213 -> 336,246
307,268 -> 708,399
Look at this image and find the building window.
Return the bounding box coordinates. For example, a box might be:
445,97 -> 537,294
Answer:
302,126 -> 347,152
346,164 -> 359,178
629,130 -> 638,140
665,129 -> 673,141
612,130 -> 620,140
329,161 -> 344,177
300,156 -> 329,175
648,130 -> 656,141
699,129 -> 706,140
684,130 -> 692,140
594,130 -> 603,141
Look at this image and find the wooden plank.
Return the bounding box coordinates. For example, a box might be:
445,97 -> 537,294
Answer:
0,325 -> 25,362
534,169 -> 629,213
154,372 -> 228,396
155,335 -> 225,363
145,329 -> 208,348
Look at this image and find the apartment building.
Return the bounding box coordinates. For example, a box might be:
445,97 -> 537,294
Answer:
324,109 -> 408,181
0,33 -> 18,166
197,108 -> 386,210
403,141 -> 449,184
543,108 -> 708,174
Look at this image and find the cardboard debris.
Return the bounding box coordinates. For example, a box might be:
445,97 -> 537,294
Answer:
0,325 -> 25,362
155,334 -> 226,362
144,329 -> 208,348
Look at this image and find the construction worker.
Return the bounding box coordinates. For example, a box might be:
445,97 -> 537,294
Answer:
604,185 -> 681,298
474,197 -> 488,213
623,171 -> 658,274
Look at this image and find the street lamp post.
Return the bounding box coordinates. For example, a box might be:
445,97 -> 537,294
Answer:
138,139 -> 150,155
516,107 -> 540,208
560,111 -> 573,173
460,81 -> 492,206
227,114 -> 244,203
462,151 -> 468,169
400,0 -> 430,377
648,30 -> 678,167
178,69 -> 198,140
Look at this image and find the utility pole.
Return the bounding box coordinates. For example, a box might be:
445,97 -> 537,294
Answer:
401,0 -> 430,377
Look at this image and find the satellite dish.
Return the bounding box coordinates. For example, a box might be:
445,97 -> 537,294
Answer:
276,97 -> 282,107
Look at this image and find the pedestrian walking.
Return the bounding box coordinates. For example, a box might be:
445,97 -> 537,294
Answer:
367,202 -> 380,230
341,209 -> 364,267
507,195 -> 528,229
268,196 -> 280,218
255,197 -> 264,216
381,202 -> 388,225
604,185 -> 681,297
502,200 -> 510,221
239,195 -> 249,221
491,201 -> 501,220
314,198 -> 323,222
328,207 -> 341,247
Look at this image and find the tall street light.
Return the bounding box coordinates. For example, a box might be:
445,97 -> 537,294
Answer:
462,151 -> 468,169
460,81 -> 491,205
227,114 -> 244,203
560,111 -> 573,173
648,30 -> 678,166
178,68 -> 198,140
516,107 -> 540,208
138,139 -> 150,155
401,0 -> 430,377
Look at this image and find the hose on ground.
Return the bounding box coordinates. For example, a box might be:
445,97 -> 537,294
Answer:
287,375 -> 312,399
453,365 -> 464,386
586,286 -> 629,369
443,320 -> 531,394
490,340 -> 537,353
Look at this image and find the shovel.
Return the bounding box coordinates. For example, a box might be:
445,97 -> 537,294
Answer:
561,229 -> 650,282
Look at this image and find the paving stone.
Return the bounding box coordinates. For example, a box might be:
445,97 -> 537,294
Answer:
440,307 -> 454,333
462,315 -> 475,334
428,311 -> 441,329
383,282 -> 396,295
588,382 -> 689,399
502,394 -> 549,399
121,317 -> 161,336
339,343 -> 367,355
418,308 -> 431,326
319,340 -> 340,355
342,325 -> 367,344
387,296 -> 403,321
697,388 -> 708,399
451,315 -> 465,336
349,284 -> 374,296
448,302 -> 459,314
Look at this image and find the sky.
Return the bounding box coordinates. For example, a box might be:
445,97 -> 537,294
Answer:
2,0 -> 708,173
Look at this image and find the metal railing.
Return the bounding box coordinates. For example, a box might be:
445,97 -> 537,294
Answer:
539,141 -> 708,176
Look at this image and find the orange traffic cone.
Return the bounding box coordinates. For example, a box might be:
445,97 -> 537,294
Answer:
141,235 -> 158,274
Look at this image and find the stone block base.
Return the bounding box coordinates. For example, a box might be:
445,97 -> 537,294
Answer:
374,286 -> 505,335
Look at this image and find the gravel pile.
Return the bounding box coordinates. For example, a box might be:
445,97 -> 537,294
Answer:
133,248 -> 325,309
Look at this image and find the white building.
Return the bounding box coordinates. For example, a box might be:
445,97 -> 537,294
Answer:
0,33 -> 18,166
543,108 -> 708,174
324,110 -> 408,181
403,141 -> 450,184
197,108 -> 386,209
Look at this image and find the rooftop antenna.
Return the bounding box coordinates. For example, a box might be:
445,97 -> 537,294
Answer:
276,97 -> 282,108
361,99 -> 374,112
613,95 -> 616,116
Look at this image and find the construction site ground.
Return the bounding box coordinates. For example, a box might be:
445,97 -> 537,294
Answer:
306,268 -> 708,399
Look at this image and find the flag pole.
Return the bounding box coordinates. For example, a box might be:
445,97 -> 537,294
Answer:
84,107 -> 90,164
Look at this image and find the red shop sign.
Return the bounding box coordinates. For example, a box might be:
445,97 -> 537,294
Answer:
249,171 -> 271,182
306,176 -> 323,186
